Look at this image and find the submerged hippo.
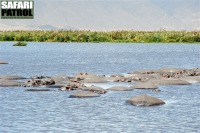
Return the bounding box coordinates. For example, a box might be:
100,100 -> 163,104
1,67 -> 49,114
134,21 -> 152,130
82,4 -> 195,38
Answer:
81,85 -> 107,94
69,91 -> 101,98
83,77 -> 108,83
108,86 -> 133,91
130,82 -> 159,89
0,75 -> 26,80
0,79 -> 24,87
0,60 -> 8,64
148,78 -> 191,85
179,76 -> 200,83
127,94 -> 165,106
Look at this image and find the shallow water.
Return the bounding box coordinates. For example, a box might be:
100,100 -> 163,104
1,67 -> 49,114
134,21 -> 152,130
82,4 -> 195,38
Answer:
0,42 -> 200,133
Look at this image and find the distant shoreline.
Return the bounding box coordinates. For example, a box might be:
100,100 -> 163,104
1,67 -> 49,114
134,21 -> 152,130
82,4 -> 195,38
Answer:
0,30 -> 199,43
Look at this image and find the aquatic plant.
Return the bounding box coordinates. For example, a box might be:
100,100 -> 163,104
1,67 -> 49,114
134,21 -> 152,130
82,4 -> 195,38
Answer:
0,30 -> 199,43
12,41 -> 27,46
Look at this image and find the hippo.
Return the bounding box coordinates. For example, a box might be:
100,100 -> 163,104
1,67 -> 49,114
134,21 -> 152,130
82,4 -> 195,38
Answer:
69,91 -> 101,98
148,78 -> 191,85
81,85 -> 107,94
0,60 -> 8,64
130,82 -> 159,89
108,86 -> 133,91
127,94 -> 165,106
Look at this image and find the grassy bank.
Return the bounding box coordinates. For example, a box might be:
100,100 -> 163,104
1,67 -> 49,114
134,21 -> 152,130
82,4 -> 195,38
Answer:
0,30 -> 199,43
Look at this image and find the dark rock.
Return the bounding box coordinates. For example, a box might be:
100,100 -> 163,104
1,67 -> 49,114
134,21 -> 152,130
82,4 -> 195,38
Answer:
127,94 -> 165,106
69,91 -> 100,98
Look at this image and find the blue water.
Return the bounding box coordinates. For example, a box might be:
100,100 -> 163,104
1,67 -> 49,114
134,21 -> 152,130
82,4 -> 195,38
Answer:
0,42 -> 200,133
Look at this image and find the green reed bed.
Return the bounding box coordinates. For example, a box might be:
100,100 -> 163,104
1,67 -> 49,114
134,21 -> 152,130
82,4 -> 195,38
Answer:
0,30 -> 199,43
12,41 -> 27,46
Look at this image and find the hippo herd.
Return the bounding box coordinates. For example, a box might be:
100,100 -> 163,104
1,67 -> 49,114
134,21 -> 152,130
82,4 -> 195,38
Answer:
1,61 -> 200,106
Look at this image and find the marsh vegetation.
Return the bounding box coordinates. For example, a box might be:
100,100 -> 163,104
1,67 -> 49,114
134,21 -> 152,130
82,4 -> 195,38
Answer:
12,41 -> 27,46
0,30 -> 199,43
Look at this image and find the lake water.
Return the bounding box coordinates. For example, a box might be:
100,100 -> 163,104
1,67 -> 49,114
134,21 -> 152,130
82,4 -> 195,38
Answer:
0,42 -> 200,133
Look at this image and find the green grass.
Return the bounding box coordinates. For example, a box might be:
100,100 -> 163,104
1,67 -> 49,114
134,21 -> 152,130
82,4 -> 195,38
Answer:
0,30 -> 200,43
13,41 -> 27,46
